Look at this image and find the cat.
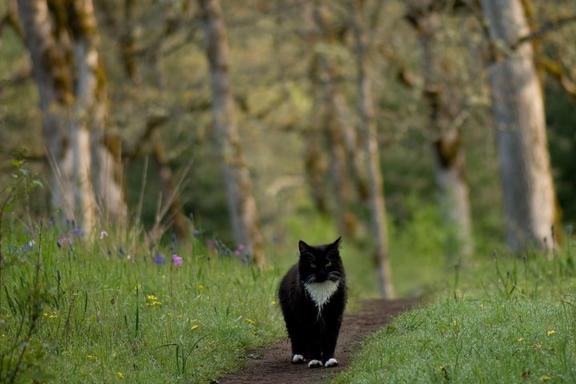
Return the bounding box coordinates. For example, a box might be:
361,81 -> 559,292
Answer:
278,237 -> 347,368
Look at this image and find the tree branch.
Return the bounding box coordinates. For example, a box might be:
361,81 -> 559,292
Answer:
539,56 -> 576,101
513,13 -> 576,49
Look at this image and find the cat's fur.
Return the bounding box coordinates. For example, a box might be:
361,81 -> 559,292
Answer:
278,237 -> 347,368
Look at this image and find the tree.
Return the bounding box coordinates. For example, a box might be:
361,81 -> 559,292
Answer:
308,1 -> 362,236
350,0 -> 395,298
17,0 -> 97,231
480,0 -> 557,251
17,0 -> 127,230
406,0 -> 473,259
199,0 -> 267,268
68,0 -> 127,224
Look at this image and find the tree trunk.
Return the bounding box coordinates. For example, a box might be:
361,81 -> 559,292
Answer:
480,0 -> 556,251
17,0 -> 97,231
68,0 -> 128,225
408,3 -> 473,259
310,2 -> 360,236
303,127 -> 329,214
199,0 -> 267,268
351,0 -> 395,298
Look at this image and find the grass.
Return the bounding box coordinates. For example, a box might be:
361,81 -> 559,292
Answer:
332,244 -> 576,383
0,222 -> 285,383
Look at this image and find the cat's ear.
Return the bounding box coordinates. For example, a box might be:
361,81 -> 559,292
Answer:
329,236 -> 342,249
298,240 -> 311,254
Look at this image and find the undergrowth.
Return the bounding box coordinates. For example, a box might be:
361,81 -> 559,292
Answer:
0,221 -> 284,383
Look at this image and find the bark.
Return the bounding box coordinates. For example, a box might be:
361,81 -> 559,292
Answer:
68,0 -> 128,225
17,0 -> 97,231
303,127 -> 329,214
408,2 -> 473,259
351,0 -> 395,298
310,1 -> 361,236
480,0 -> 556,251
199,0 -> 267,268
120,0 -> 139,82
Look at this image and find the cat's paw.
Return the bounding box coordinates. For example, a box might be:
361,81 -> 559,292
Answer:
291,354 -> 305,364
324,358 -> 338,368
308,359 -> 323,368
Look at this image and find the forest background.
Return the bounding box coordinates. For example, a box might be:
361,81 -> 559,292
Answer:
1,0 -> 576,382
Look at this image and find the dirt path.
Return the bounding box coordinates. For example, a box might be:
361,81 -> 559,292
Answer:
215,298 -> 418,384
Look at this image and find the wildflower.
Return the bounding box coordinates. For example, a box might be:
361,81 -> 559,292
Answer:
191,324 -> 199,331
547,330 -> 556,336
99,230 -> 109,240
86,354 -> 97,361
19,240 -> 35,253
234,244 -> 246,257
171,254 -> 183,267
146,295 -> 162,306
154,253 -> 166,265
271,299 -> 277,305
42,311 -> 58,319
116,372 -> 125,380
244,318 -> 256,325
71,227 -> 85,237
57,235 -> 73,248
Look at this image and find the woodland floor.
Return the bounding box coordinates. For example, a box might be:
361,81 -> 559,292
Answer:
215,298 -> 419,384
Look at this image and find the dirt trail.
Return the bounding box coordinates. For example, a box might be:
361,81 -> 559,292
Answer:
215,298 -> 418,384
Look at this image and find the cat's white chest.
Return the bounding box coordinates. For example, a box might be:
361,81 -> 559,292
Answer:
305,281 -> 339,310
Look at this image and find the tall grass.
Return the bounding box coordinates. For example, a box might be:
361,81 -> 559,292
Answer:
333,239 -> 576,383
0,220 -> 284,383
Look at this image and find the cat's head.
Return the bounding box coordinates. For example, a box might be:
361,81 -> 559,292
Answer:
298,237 -> 344,284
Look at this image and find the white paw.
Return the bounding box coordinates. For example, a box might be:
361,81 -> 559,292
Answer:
325,358 -> 338,367
308,359 -> 323,368
292,354 -> 305,364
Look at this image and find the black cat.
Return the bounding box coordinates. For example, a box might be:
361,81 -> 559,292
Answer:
278,237 -> 347,368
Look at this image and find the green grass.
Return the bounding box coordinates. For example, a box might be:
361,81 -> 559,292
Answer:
0,224 -> 285,383
333,246 -> 576,384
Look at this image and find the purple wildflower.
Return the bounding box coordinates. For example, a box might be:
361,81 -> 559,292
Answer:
154,253 -> 166,265
71,227 -> 85,238
57,235 -> 73,248
234,244 -> 246,257
171,254 -> 183,267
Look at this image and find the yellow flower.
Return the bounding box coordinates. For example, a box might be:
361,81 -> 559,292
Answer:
191,324 -> 199,331
539,375 -> 552,382
42,311 -> 58,319
146,295 -> 162,306
517,337 -> 524,342
197,284 -> 204,291
547,330 -> 556,336
271,300 -> 277,305
245,318 -> 256,325
86,354 -> 97,361
116,371 -> 125,380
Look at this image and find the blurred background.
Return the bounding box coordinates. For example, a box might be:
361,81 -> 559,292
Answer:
1,0 -> 575,297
